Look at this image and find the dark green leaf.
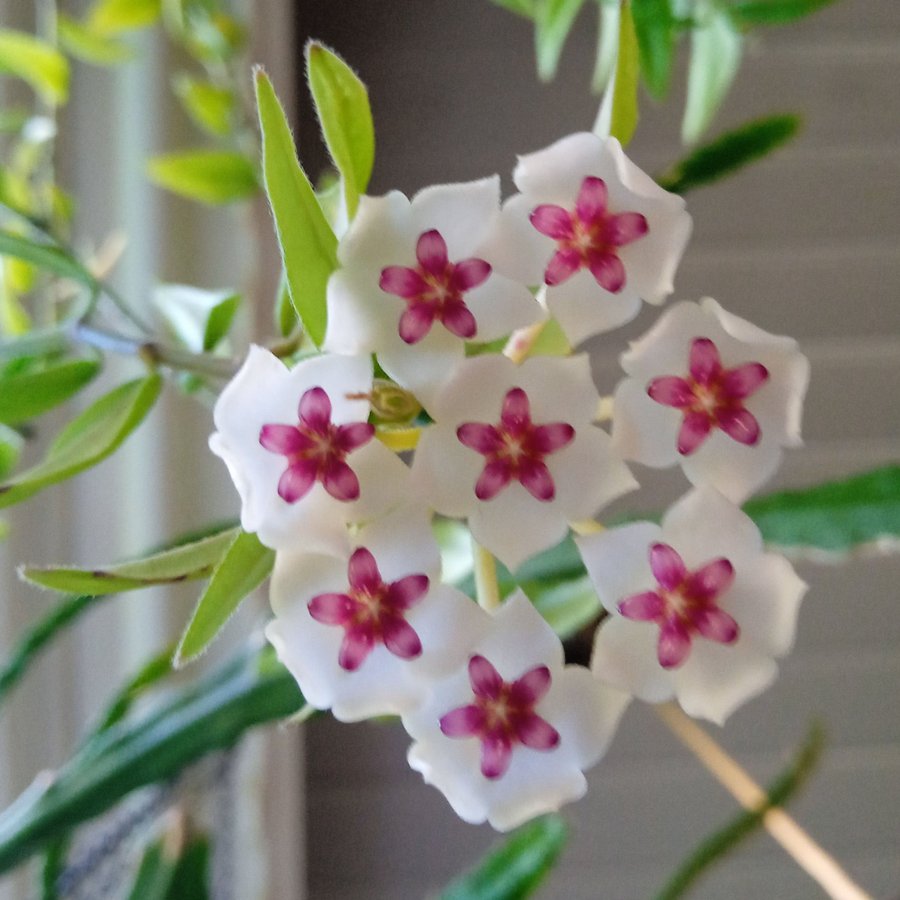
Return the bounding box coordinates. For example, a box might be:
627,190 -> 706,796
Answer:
172,74 -> 234,136
0,375 -> 162,510
147,150 -> 258,205
0,29 -> 69,105
535,0 -> 587,82
727,0 -> 838,27
166,834 -> 210,900
631,0 -> 676,100
174,531 -> 274,667
0,423 -> 22,479
255,68 -> 338,348
441,814 -> 567,899
86,0 -> 162,35
306,41 -> 375,219
57,13 -> 136,66
126,830 -> 180,900
0,359 -> 101,425
153,283 -> 240,352
126,821 -> 209,900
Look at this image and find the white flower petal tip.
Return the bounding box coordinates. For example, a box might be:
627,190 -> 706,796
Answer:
612,298 -> 810,503
403,592 -> 629,831
411,354 -> 636,571
491,132 -> 691,347
209,346 -> 411,552
324,180 -> 543,409
580,486 -> 807,724
266,509 -> 485,721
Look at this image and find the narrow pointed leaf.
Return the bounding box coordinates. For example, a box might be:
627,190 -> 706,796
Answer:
608,2 -> 640,145
0,359 -> 101,425
255,69 -> 338,347
20,526 -> 238,594
147,150 -> 258,205
591,0 -> 620,94
0,375 -> 162,510
0,423 -> 23,479
306,41 -> 375,219
535,0 -> 587,82
728,0 -> 839,27
153,283 -> 240,352
631,0 -> 676,100
0,30 -> 69,106
0,231 -> 96,286
174,530 -> 274,667
57,14 -> 135,66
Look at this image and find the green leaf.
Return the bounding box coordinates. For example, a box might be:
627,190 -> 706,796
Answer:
527,575 -> 600,639
255,68 -> 338,348
147,150 -> 257,205
174,531 -> 274,667
0,641 -> 302,875
681,2 -> 743,143
172,74 -> 234,136
274,269 -> 298,337
153,283 -> 240,352
745,465 -> 900,555
0,375 -> 162,510
608,2 -> 640,145
590,0 -> 620,94
488,0 -> 537,16
0,231 -> 96,286
0,359 -> 101,425
86,0 -> 162,35
656,722 -> 824,899
440,814 -> 567,899
20,526 -> 238,594
165,833 -> 210,900
535,0 -> 587,82
657,113 -> 801,193
631,0 -> 676,100
0,423 -> 23,479
727,0 -> 838,27
0,30 -> 69,106
306,41 -> 375,220
57,14 -> 136,66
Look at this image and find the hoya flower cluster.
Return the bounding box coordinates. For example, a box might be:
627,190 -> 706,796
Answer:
210,132 -> 809,829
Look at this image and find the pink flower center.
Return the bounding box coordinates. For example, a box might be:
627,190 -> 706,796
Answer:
259,386 -> 375,503
379,229 -> 492,344
529,176 -> 648,291
618,542 -> 739,669
647,337 -> 769,455
439,655 -> 560,779
457,387 -> 575,501
307,546 -> 429,671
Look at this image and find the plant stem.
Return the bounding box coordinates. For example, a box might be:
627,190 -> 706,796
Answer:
472,539 -> 502,612
655,702 -> 872,900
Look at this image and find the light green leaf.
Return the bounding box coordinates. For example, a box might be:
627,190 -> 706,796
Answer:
255,68 -> 338,348
0,423 -> 23,479
440,815 -> 567,900
0,375 -> 162,510
153,283 -> 240,352
727,0 -> 838,27
590,0 -> 620,93
631,0 -> 676,100
57,14 -> 136,66
274,269 -> 298,337
0,271 -> 30,336
86,0 -> 162,35
682,2 -> 743,144
174,530 -> 274,667
147,150 -> 257,205
0,29 -> 69,106
172,74 -> 234,136
657,113 -> 801,193
528,318 -> 572,357
745,464 -> 900,556
20,526 -> 238,594
306,42 -> 375,220
535,0 -> 587,82
0,231 -> 96,286
528,575 -> 600,639
608,2 -> 640,145
488,0 -> 537,16
0,359 -> 101,425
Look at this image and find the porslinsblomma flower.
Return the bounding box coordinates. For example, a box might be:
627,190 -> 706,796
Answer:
324,177 -> 542,409
266,508 -> 484,721
403,592 -> 630,831
486,132 -> 692,347
578,486 -> 807,725
411,353 -> 637,571
209,346 -> 411,552
611,298 -> 810,503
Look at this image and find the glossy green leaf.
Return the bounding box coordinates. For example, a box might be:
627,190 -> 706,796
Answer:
0,359 -> 101,425
255,68 -> 338,348
21,526 -> 238,594
657,113 -> 801,193
682,2 -> 743,143
727,0 -> 838,27
440,815 -> 567,899
86,0 -> 162,35
174,531 -> 274,667
147,150 -> 257,205
0,423 -> 23,479
608,2 -> 640,145
0,375 -> 162,510
527,575 -> 600,639
306,41 -> 375,220
0,30 -> 69,106
0,642 -> 302,876
631,0 -> 676,100
590,0 -> 620,93
153,283 -> 240,352
488,0 -> 536,16
745,464 -> 900,555
57,14 -> 135,66
535,0 -> 587,82
172,74 -> 234,136
0,231 -> 95,286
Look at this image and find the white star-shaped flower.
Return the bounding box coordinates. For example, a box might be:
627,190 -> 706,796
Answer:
578,486 -> 807,725
411,353 -> 637,571
324,177 -> 543,410
611,298 -> 810,502
486,132 -> 692,347
209,346 -> 411,552
403,592 -> 629,831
